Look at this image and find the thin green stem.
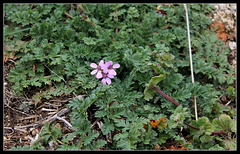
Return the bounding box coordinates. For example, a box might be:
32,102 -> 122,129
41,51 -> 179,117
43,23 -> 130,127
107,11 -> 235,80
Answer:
4,27 -> 31,36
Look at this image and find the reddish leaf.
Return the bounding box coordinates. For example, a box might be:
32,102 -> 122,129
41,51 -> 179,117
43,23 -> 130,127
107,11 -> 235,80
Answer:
163,143 -> 186,150
217,31 -> 228,42
150,117 -> 167,129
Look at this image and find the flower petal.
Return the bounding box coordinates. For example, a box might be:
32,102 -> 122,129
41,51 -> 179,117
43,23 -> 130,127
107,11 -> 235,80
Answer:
90,63 -> 98,68
113,64 -> 120,68
99,60 -> 105,67
108,73 -> 114,78
103,67 -> 108,74
105,61 -> 111,68
106,78 -> 111,85
108,61 -> 113,66
101,78 -> 106,85
96,71 -> 103,79
108,69 -> 116,76
91,69 -> 98,75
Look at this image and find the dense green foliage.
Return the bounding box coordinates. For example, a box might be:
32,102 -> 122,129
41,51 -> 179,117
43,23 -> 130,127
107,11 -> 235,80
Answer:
4,4 -> 236,150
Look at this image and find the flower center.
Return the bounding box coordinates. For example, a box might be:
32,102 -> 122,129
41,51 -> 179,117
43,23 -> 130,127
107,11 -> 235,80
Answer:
102,73 -> 108,78
97,66 -> 101,70
108,65 -> 113,69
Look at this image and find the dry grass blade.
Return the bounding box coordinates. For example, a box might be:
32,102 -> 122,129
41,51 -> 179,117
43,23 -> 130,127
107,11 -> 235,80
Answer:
184,4 -> 198,121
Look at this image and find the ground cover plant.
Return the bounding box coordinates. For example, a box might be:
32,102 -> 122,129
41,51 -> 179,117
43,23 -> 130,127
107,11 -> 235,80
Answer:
4,4 -> 236,150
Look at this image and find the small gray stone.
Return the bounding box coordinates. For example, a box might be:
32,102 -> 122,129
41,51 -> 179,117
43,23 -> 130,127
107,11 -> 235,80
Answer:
218,4 -> 227,11
229,42 -> 236,50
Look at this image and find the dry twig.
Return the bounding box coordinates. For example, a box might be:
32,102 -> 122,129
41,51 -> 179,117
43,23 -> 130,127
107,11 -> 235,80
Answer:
4,108 -> 70,131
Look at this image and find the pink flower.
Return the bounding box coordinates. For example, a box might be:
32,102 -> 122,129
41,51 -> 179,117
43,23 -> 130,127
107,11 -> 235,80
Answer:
104,61 -> 120,76
90,60 -> 120,85
101,72 -> 114,85
90,60 -> 105,79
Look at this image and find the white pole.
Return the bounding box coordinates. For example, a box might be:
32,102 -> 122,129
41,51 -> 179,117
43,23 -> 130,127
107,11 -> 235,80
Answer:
184,4 -> 198,121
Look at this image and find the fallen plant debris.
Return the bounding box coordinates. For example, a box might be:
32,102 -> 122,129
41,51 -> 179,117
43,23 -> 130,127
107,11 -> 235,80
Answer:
4,4 -> 236,150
